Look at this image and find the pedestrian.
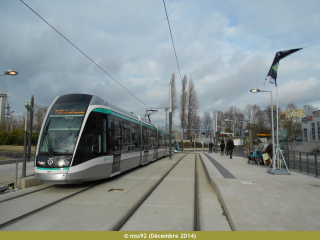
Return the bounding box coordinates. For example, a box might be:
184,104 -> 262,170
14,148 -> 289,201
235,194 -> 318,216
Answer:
227,136 -> 234,159
263,139 -> 273,166
209,142 -> 213,153
225,139 -> 229,156
220,141 -> 225,156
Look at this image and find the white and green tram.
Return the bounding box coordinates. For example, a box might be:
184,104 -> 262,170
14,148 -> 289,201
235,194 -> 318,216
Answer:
35,94 -> 173,184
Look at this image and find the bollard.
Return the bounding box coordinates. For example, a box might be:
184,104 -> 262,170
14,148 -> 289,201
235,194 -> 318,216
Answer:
315,154 -> 318,178
299,152 -> 301,172
307,153 -> 309,175
15,160 -> 18,189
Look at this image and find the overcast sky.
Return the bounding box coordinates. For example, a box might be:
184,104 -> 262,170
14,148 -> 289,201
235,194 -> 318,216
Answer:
1,0 -> 320,128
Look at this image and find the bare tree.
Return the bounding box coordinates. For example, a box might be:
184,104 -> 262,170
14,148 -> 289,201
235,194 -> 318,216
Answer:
201,112 -> 212,136
264,104 -> 280,131
179,75 -> 188,130
192,114 -> 201,134
33,104 -> 49,132
303,104 -> 317,117
186,78 -> 199,139
170,73 -> 178,119
286,103 -> 297,110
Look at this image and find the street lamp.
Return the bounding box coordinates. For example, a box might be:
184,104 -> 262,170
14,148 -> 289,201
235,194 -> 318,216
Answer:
0,70 -> 18,76
22,102 -> 34,177
250,88 -> 275,169
225,119 -> 234,137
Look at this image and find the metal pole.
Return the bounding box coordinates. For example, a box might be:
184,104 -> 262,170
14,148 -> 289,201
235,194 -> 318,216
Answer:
215,112 -> 218,153
315,154 -> 318,178
181,128 -> 184,153
169,81 -> 172,159
270,91 -> 276,172
249,128 -> 252,151
11,111 -> 14,132
276,85 -> 280,169
28,96 -> 34,162
233,121 -> 235,136
22,108 -> 28,177
202,135 -> 204,153
15,160 -> 18,189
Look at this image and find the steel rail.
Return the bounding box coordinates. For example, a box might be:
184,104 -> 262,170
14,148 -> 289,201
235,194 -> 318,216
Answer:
194,154 -> 200,231
0,182 -> 101,230
0,185 -> 55,204
113,154 -> 187,231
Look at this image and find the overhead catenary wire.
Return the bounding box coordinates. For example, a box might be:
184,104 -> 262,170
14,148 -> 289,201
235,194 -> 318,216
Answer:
162,0 -> 182,82
20,0 -> 166,124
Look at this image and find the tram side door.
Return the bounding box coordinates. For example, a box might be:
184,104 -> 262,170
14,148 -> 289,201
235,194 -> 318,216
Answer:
153,130 -> 158,160
143,127 -> 149,163
112,116 -> 122,173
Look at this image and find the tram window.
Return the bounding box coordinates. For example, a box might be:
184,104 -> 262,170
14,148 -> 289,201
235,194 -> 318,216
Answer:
149,129 -> 153,150
142,126 -> 149,151
159,132 -> 164,149
114,117 -> 122,153
131,122 -> 139,151
153,130 -> 158,149
123,119 -> 132,152
73,112 -> 107,166
107,115 -> 113,155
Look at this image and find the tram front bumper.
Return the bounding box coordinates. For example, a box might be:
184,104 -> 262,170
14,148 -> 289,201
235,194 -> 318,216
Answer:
36,173 -> 67,184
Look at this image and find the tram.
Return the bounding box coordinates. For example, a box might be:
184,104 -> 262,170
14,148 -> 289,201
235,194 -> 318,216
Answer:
35,94 -> 173,184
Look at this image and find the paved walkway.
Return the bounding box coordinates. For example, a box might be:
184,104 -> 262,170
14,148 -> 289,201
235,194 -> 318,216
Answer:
200,152 -> 320,231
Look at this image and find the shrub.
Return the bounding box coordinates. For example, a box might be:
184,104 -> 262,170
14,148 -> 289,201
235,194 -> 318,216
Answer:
312,147 -> 320,153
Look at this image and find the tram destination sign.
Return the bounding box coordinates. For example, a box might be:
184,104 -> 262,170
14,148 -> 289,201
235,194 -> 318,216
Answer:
54,109 -> 85,115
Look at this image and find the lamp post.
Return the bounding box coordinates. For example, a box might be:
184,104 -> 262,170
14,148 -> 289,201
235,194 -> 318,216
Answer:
169,81 -> 172,159
23,102 -> 33,177
0,70 -> 18,76
225,119 -> 234,137
250,88 -> 276,171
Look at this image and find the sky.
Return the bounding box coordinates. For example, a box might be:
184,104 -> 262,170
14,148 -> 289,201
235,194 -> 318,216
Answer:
1,0 -> 320,128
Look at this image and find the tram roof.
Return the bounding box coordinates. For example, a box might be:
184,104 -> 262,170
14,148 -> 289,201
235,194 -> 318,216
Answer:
57,93 -> 167,132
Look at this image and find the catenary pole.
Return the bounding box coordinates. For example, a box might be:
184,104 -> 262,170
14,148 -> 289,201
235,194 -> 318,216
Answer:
270,91 -> 276,173
169,80 -> 172,159
276,84 -> 280,168
27,96 -> 34,162
22,106 -> 28,177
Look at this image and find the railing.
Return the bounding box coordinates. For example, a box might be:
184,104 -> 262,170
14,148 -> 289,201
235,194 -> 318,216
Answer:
0,159 -> 23,190
234,145 -> 245,157
288,150 -> 320,177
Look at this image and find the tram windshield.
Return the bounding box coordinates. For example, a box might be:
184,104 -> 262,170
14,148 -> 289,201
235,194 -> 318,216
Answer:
39,102 -> 89,155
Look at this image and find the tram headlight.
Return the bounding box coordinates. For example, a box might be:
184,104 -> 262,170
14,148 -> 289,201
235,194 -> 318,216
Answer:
38,160 -> 45,166
57,159 -> 70,167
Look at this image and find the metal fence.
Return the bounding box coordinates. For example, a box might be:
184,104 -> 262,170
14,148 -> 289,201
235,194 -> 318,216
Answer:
0,159 -> 22,190
287,151 -> 320,177
234,145 -> 246,157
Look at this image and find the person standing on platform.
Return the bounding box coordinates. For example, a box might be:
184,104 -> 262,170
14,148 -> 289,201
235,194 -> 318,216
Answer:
209,142 -> 213,153
225,139 -> 229,156
220,141 -> 225,156
227,136 -> 235,159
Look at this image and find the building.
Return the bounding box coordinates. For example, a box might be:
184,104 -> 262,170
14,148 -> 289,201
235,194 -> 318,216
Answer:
280,109 -> 305,122
280,109 -> 305,141
301,110 -> 320,143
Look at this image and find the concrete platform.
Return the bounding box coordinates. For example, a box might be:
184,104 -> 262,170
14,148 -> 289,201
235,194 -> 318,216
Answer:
200,152 -> 320,231
0,155 -> 184,231
17,176 -> 41,189
121,154 -> 195,231
121,154 -> 231,231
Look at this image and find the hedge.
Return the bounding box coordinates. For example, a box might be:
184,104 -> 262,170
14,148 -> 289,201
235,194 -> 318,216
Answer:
0,130 -> 39,146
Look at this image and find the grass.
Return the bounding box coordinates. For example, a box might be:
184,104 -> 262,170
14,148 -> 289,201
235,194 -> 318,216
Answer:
0,145 -> 36,160
0,145 -> 36,153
